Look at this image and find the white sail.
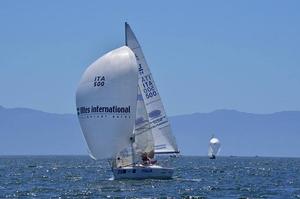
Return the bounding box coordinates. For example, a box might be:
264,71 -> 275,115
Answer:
76,46 -> 138,160
208,137 -> 221,157
125,22 -> 179,154
115,145 -> 134,168
133,87 -> 155,161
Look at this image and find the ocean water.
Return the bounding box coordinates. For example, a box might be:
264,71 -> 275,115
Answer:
0,156 -> 299,198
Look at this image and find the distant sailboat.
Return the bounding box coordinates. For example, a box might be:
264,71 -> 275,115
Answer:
208,135 -> 221,159
76,23 -> 179,179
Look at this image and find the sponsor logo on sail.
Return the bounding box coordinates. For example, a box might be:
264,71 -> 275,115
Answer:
148,109 -> 161,119
77,105 -> 131,115
135,117 -> 145,125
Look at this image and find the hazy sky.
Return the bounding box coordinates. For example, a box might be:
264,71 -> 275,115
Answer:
0,1 -> 299,116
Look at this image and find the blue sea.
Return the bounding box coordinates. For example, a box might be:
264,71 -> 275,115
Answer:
0,156 -> 299,198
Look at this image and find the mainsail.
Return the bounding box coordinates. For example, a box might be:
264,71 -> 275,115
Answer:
208,136 -> 221,157
76,46 -> 138,160
125,22 -> 179,154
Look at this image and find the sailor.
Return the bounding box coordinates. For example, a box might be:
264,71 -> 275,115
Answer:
141,152 -> 157,165
141,152 -> 150,165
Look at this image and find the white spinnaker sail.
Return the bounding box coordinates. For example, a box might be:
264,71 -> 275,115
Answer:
76,46 -> 138,160
133,87 -> 155,161
208,137 -> 221,157
125,23 -> 179,154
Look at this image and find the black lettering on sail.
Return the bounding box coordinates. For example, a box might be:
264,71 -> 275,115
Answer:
94,76 -> 105,87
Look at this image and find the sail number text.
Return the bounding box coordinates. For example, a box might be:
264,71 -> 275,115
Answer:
94,76 -> 105,87
141,75 -> 157,99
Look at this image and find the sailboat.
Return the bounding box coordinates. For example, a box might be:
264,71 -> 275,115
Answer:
208,135 -> 221,159
76,23 -> 179,179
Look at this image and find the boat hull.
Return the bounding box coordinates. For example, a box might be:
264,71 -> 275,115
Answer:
112,165 -> 174,180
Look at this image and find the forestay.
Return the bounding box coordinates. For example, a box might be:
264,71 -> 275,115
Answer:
125,23 -> 179,154
76,46 -> 138,160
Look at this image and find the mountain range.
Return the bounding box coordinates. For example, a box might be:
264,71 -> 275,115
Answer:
0,105 -> 299,157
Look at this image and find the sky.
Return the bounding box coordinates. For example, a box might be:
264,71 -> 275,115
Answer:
0,1 -> 300,116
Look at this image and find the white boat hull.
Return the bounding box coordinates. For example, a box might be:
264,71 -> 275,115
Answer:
112,165 -> 174,180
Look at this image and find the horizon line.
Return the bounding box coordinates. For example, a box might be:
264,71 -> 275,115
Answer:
0,154 -> 299,159
1,104 -> 300,117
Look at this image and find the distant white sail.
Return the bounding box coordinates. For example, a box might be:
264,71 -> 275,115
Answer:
125,23 -> 179,154
208,136 -> 221,157
76,46 -> 138,160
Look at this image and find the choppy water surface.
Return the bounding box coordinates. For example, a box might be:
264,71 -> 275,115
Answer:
0,156 -> 299,198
